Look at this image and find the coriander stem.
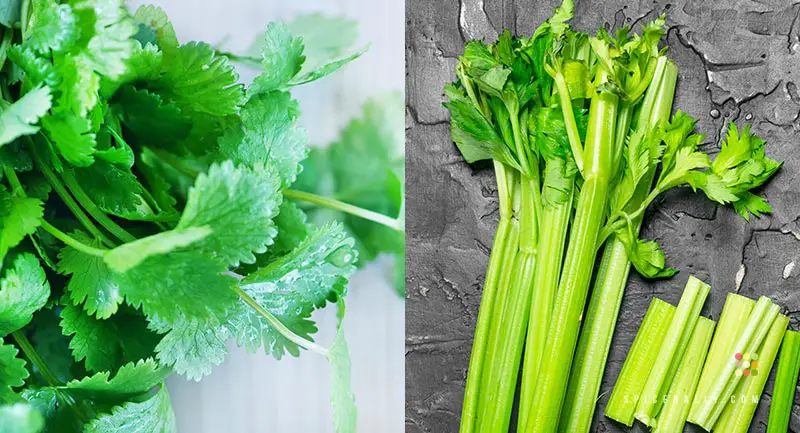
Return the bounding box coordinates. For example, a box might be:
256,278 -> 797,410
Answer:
234,285 -> 329,357
60,169 -> 137,243
28,138 -> 114,246
3,164 -> 24,195
0,28 -> 12,72
283,189 -> 404,232
148,147 -> 200,178
40,220 -> 107,257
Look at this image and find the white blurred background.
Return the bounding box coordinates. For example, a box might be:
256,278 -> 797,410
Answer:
125,1 -> 405,432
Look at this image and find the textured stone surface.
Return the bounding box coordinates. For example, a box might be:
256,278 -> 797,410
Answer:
406,1 -> 800,432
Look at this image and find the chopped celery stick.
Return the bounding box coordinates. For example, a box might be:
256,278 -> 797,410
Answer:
605,298 -> 676,426
635,276 -> 711,426
653,317 -> 715,433
694,293 -> 755,403
766,330 -> 800,433
688,296 -> 780,430
714,314 -> 789,433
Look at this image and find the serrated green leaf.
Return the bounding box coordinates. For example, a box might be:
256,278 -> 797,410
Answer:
115,251 -> 236,326
58,232 -> 122,319
132,5 -> 178,54
22,387 -> 82,433
248,22 -> 304,94
0,403 -> 44,433
156,42 -> 244,117
269,200 -> 309,258
732,191 -> 772,222
113,86 -> 192,153
0,254 -> 49,336
6,46 -> 60,88
104,226 -> 210,273
289,47 -> 365,87
152,316 -> 228,381
328,301 -> 356,433
61,358 -> 169,402
25,309 -> 76,385
0,190 -> 43,263
616,230 -> 677,279
234,222 -> 356,358
0,340 -> 29,402
41,113 -> 96,167
71,0 -> 138,80
176,161 -> 281,267
53,54 -> 99,117
23,0 -> 78,54
217,91 -> 307,185
67,160 -> 146,217
83,386 -> 176,433
284,14 -> 357,73
0,86 -> 52,148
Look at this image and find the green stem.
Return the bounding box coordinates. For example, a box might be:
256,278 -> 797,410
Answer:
518,193 -> 573,430
40,220 -> 106,257
3,164 -> 24,195
234,285 -> 328,357
766,330 -> 800,433
148,147 -> 200,178
552,71 -> 584,174
525,72 -> 618,433
60,169 -> 137,243
28,139 -> 114,246
0,27 -> 12,72
19,0 -> 30,39
284,189 -> 403,232
477,176 -> 539,433
458,216 -> 512,433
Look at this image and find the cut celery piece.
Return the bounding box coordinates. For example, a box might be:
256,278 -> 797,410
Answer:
605,298 -> 676,426
634,276 -> 711,426
714,314 -> 788,433
766,330 -> 800,433
653,316 -> 715,433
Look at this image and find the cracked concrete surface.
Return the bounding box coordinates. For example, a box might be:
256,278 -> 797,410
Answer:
406,1 -> 800,432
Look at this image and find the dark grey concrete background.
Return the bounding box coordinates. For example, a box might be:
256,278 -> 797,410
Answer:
406,1 -> 800,432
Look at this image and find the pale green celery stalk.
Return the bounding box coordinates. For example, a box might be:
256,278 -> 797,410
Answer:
517,197 -> 572,430
477,175 -> 539,433
635,276 -> 711,426
766,330 -> 800,433
524,70 -> 618,433
714,314 -> 789,433
688,297 -> 780,430
652,317 -> 715,433
605,298 -> 676,426
459,161 -> 517,433
693,293 -> 755,406
558,57 -> 677,433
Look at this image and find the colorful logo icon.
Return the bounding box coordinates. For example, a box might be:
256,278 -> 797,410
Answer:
734,352 -> 759,377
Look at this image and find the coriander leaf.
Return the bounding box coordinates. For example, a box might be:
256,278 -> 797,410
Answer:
67,160 -> 147,217
0,340 -> 29,402
113,86 -> 192,153
0,0 -> 20,28
217,91 -> 307,185
0,86 -> 52,148
6,46 -> 60,88
0,403 -> 44,433
285,14 -> 357,74
289,46 -> 366,87
328,301 -> 356,433
60,303 -> 160,373
234,222 -> 356,358
53,54 -> 99,117
84,386 -> 176,433
24,0 -> 78,55
58,232 -> 122,319
176,161 -> 281,267
72,0 -> 138,80
0,254 -> 49,336
132,5 -> 178,54
61,358 -> 169,402
25,309 -> 75,384
0,190 -> 43,263
21,388 -> 83,433
269,201 -> 309,258
156,42 -> 244,117
115,251 -> 237,325
151,316 -> 229,381
40,113 -> 96,167
248,22 -> 304,94
104,226 -> 210,273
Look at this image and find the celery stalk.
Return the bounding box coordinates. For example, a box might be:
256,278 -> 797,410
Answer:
523,71 -> 618,433
652,317 -> 715,433
635,276 -> 711,426
605,298 -> 676,426
688,297 -> 780,430
766,330 -> 800,433
458,162 -> 517,433
693,293 -> 755,406
558,58 -> 678,433
714,314 -> 789,433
